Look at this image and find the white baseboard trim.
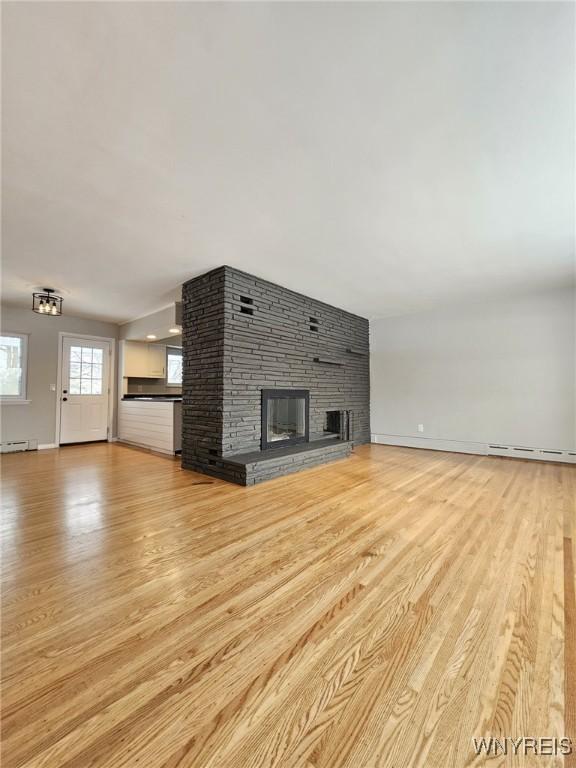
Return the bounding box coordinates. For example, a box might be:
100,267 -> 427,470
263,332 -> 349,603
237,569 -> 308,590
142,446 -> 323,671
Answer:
38,443 -> 58,450
371,434 -> 576,464
372,434 -> 482,456
116,438 -> 176,456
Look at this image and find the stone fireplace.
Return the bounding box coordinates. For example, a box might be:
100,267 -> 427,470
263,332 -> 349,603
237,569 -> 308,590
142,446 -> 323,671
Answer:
181,266 -> 370,485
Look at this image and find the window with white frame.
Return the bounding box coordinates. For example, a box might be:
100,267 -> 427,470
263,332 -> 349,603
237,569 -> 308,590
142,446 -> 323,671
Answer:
0,333 -> 28,401
166,347 -> 182,386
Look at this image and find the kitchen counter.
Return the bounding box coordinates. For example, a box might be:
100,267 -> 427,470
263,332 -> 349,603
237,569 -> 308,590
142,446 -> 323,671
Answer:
122,396 -> 182,402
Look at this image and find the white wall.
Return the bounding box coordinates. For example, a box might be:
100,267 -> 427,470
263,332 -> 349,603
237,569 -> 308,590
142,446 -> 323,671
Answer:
1,305 -> 119,446
119,304 -> 181,341
370,288 -> 575,451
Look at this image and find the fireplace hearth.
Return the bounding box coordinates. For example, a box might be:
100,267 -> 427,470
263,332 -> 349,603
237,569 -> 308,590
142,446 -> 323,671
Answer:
261,389 -> 309,450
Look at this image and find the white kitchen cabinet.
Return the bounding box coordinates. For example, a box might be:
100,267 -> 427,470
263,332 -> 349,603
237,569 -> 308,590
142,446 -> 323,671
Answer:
147,344 -> 166,377
123,341 -> 166,378
118,400 -> 182,454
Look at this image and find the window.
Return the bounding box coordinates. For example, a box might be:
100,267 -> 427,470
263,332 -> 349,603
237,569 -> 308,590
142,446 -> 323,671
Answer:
166,347 -> 182,386
68,345 -> 104,395
0,334 -> 28,401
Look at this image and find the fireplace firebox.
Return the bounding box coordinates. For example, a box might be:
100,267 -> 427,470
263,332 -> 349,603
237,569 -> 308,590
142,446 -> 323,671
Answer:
325,410 -> 352,441
261,389 -> 309,450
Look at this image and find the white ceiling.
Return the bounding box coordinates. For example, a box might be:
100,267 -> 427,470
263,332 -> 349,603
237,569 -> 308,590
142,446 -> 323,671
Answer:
2,2 -> 574,323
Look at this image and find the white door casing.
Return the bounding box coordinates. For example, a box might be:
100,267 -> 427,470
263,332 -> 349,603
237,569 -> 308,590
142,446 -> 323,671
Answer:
59,336 -> 111,444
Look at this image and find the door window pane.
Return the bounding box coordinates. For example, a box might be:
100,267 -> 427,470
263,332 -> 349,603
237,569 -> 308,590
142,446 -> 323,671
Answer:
69,346 -> 105,396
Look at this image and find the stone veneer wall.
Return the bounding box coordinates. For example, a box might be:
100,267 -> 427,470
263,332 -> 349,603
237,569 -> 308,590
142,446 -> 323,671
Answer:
181,268 -> 225,462
182,266 -> 370,483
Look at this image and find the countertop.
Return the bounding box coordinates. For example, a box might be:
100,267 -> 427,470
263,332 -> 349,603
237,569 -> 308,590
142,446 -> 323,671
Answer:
122,396 -> 182,402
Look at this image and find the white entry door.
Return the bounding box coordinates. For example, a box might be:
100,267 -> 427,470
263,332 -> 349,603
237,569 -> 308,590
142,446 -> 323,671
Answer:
60,336 -> 111,444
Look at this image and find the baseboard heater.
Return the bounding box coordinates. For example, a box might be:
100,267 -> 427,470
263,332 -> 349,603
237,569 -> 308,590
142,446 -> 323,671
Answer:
485,444 -> 575,462
1,440 -> 38,453
371,434 -> 576,464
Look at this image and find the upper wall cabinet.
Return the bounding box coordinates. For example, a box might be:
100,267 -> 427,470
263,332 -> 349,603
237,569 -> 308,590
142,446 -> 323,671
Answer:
147,344 -> 166,378
123,341 -> 166,378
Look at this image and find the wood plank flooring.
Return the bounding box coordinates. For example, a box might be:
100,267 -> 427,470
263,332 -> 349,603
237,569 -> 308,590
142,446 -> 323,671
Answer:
1,443 -> 574,767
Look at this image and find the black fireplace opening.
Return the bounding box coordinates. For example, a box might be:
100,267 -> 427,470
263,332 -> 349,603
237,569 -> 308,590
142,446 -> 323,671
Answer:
324,409 -> 352,441
261,389 -> 309,450
325,411 -> 341,436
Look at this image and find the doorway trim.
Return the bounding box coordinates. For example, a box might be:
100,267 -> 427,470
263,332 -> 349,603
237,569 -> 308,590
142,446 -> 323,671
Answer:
55,332 -> 116,446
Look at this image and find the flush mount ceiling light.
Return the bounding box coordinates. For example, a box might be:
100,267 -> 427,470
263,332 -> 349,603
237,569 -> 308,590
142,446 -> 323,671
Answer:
168,327 -> 181,334
32,288 -> 63,316
146,334 -> 157,340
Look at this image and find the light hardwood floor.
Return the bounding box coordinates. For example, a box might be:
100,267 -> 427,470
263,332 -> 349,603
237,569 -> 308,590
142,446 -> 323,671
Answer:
1,443 -> 575,767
